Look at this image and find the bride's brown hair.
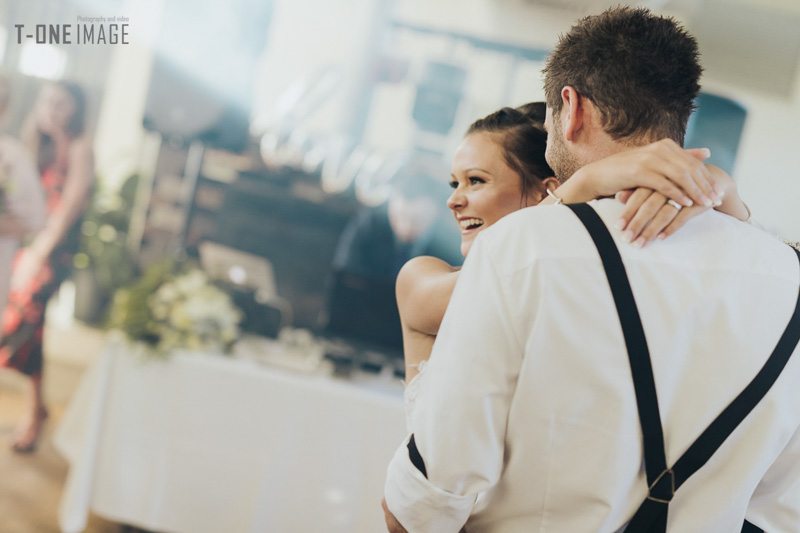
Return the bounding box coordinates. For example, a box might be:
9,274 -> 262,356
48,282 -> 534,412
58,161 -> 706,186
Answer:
466,102 -> 554,201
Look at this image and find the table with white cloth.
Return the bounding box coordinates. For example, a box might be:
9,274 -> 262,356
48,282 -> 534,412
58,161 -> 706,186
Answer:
54,335 -> 407,533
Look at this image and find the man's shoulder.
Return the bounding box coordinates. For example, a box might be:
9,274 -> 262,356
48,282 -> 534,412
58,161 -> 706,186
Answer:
477,199 -> 796,281
612,202 -> 799,283
479,200 -> 611,251
484,202 -> 588,239
471,202 -> 602,275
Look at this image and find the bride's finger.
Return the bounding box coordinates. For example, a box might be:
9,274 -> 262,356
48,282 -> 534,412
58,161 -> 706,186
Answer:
635,166 -> 694,207
624,191 -> 669,243
617,188 -> 655,236
644,148 -> 709,207
656,205 -> 710,240
637,202 -> 681,245
660,140 -> 716,204
615,189 -> 634,204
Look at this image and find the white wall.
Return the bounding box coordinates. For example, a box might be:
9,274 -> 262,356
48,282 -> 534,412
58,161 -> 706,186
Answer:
717,76 -> 800,240
93,0 -> 164,188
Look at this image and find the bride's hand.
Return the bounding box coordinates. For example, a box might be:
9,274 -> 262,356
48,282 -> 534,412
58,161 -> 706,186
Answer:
615,165 -> 748,247
566,138 -> 720,208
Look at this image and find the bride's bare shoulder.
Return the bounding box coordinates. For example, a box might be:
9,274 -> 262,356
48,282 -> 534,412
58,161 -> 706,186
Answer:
397,256 -> 457,292
402,255 -> 457,276
396,256 -> 460,336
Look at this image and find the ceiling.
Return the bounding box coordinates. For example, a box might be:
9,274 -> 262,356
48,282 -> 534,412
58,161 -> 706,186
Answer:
514,0 -> 800,98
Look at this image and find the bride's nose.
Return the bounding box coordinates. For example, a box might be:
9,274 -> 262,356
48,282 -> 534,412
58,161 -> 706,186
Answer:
447,187 -> 466,210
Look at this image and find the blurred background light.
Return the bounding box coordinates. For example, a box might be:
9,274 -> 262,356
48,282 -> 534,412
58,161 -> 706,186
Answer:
18,41 -> 67,79
0,26 -> 7,65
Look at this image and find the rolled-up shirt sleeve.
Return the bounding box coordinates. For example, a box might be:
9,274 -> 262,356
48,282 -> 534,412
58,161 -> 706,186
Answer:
385,232 -> 524,532
384,433 -> 477,531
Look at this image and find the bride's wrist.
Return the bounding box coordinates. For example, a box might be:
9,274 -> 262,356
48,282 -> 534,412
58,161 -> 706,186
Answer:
555,168 -> 598,204
716,183 -> 749,221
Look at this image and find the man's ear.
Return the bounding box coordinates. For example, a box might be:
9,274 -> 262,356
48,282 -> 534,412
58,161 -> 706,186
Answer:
529,177 -> 561,206
560,86 -> 583,142
542,177 -> 560,192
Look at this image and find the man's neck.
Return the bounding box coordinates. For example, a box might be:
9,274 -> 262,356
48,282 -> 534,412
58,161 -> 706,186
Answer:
582,132 -> 664,173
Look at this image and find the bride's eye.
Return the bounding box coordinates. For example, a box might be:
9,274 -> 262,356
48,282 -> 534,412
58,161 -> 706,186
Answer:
448,181 -> 458,189
469,177 -> 485,185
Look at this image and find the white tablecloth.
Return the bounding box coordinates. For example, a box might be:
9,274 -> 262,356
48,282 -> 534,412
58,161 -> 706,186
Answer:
54,335 -> 406,533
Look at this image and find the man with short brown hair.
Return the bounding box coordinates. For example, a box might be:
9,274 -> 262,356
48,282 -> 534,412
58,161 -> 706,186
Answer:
384,6 -> 800,532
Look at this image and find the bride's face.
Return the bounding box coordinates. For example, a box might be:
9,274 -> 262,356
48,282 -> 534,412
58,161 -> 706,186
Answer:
448,132 -> 530,257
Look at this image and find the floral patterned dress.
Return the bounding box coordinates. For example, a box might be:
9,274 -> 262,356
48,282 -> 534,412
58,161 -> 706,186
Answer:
0,160 -> 83,376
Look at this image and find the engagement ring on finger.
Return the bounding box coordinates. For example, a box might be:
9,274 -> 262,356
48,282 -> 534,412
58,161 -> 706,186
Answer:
667,199 -> 683,211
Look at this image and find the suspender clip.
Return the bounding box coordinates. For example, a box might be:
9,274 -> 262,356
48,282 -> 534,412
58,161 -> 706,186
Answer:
647,468 -> 675,504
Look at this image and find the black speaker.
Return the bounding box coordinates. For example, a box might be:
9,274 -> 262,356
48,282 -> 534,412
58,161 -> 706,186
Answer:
143,0 -> 272,152
229,288 -> 284,338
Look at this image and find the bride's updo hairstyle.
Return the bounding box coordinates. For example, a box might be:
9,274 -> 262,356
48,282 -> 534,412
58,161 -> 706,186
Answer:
466,102 -> 554,203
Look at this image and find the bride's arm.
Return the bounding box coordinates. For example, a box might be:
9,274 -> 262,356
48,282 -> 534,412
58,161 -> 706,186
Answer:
396,256 -> 459,337
397,256 -> 460,383
534,139 -> 750,246
539,138 -> 719,208
728,192 -> 800,252
613,164 -> 747,246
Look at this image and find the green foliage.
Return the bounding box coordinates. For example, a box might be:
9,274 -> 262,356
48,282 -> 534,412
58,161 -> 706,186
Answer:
74,173 -> 139,324
108,259 -> 243,358
107,258 -> 174,351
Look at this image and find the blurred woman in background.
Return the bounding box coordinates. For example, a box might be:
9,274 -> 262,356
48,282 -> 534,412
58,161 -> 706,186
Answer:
1,81 -> 94,452
0,74 -> 46,315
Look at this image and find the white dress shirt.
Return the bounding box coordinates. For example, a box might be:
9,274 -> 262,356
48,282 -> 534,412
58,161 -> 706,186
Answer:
0,135 -> 46,310
385,199 -> 800,533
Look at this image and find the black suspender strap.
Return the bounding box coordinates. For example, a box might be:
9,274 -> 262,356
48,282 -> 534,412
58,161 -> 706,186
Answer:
567,203 -> 670,532
407,434 -> 428,478
742,521 -> 765,533
567,203 -> 800,533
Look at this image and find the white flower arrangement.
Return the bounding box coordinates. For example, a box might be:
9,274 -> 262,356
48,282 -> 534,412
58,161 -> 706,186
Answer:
148,269 -> 243,354
110,262 -> 244,357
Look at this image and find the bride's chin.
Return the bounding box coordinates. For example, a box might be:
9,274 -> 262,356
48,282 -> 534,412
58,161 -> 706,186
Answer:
460,237 -> 474,257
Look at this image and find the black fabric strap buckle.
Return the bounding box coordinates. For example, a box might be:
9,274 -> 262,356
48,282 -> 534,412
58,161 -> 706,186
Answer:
647,469 -> 675,504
